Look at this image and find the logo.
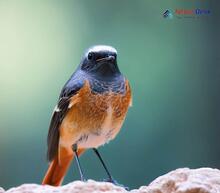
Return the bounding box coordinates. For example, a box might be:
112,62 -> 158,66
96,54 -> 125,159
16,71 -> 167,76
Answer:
163,10 -> 173,19
163,8 -> 211,19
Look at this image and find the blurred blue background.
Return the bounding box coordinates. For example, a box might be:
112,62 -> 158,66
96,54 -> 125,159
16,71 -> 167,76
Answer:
0,0 -> 219,190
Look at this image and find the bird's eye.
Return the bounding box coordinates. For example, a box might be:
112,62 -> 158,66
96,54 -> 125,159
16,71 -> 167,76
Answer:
87,52 -> 94,60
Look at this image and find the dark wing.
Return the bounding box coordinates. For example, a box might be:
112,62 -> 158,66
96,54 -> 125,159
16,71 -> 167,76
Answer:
47,75 -> 84,161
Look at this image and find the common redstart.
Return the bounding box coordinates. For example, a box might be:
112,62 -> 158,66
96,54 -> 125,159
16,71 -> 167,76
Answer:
42,45 -> 132,186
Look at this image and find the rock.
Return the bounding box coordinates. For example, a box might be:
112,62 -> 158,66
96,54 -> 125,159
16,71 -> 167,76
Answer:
131,168 -> 220,193
5,180 -> 127,193
0,187 -> 5,193
2,168 -> 220,193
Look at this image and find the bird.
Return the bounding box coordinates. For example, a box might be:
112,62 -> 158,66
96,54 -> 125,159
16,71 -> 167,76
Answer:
42,45 -> 132,186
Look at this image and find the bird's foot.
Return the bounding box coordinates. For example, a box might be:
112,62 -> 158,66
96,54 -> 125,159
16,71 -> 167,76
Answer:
102,178 -> 129,190
81,178 -> 87,182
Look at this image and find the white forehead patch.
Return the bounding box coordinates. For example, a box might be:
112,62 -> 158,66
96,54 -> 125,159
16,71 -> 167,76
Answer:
87,45 -> 117,54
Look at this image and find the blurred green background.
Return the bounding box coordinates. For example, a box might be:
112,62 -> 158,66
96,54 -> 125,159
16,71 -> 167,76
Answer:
0,0 -> 219,190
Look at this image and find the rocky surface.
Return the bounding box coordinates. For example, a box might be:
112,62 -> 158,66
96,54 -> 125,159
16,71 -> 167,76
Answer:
0,187 -> 5,193
133,168 -> 220,193
2,168 -> 220,193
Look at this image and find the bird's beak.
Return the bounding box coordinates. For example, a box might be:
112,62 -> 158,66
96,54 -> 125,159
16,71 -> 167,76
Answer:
96,55 -> 116,63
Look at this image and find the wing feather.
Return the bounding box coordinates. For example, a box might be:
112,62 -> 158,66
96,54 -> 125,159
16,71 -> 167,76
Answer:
47,76 -> 84,161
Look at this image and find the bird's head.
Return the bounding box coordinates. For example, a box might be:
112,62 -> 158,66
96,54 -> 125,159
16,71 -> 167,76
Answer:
80,45 -> 120,78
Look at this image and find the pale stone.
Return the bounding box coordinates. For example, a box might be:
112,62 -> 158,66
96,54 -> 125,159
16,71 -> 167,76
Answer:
0,187 -> 5,193
2,168 -> 220,193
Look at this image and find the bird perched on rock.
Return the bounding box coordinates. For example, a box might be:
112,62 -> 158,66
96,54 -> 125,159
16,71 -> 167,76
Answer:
42,45 -> 132,186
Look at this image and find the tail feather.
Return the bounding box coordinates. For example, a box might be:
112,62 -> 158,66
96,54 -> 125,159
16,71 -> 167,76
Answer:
42,148 -> 85,186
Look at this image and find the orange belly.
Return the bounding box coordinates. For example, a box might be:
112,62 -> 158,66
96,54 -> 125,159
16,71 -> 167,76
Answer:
59,80 -> 132,149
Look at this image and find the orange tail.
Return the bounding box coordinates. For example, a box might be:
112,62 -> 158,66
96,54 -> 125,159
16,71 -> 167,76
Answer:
42,148 -> 85,186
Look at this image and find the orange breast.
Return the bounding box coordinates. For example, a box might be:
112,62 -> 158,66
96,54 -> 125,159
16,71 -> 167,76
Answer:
59,80 -> 132,149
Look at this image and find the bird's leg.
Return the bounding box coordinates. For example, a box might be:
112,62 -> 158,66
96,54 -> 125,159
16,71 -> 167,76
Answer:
93,148 -> 129,190
72,144 -> 86,181
93,148 -> 113,182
